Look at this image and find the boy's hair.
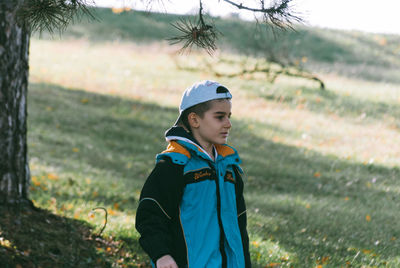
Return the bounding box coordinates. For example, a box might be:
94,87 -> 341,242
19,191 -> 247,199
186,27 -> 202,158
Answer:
180,98 -> 230,132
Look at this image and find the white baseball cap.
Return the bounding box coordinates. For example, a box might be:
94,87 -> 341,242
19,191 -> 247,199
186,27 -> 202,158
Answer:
175,80 -> 232,125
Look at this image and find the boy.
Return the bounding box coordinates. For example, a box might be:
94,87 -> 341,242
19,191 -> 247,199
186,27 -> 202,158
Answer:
136,80 -> 251,268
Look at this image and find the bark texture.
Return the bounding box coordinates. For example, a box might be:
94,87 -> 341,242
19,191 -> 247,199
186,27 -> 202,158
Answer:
0,0 -> 31,204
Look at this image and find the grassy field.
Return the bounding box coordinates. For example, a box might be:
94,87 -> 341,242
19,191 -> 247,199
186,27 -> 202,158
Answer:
40,7 -> 400,84
2,7 -> 400,268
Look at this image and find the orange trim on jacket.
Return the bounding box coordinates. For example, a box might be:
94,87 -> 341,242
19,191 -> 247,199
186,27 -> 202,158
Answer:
214,144 -> 235,157
162,141 -> 191,159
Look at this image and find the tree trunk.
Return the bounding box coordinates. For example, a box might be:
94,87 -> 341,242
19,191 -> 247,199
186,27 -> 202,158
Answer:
0,1 -> 31,205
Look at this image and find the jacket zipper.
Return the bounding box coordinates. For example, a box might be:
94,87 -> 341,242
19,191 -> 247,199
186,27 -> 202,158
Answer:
212,167 -> 228,268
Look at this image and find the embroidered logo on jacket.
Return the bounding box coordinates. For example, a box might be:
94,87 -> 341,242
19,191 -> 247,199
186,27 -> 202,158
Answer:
194,170 -> 211,180
184,168 -> 214,184
224,171 -> 235,183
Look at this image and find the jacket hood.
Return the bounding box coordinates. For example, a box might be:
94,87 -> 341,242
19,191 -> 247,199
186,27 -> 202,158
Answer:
165,126 -> 201,147
161,126 -> 241,166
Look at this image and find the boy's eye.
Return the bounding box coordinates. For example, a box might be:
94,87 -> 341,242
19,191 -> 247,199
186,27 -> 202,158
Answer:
216,116 -> 224,120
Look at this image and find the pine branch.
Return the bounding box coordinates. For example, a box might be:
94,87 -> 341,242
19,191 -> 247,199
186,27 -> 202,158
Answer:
222,0 -> 302,29
16,0 -> 97,34
167,0 -> 220,55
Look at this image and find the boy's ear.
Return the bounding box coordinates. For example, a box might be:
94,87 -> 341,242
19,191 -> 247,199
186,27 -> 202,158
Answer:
188,112 -> 200,128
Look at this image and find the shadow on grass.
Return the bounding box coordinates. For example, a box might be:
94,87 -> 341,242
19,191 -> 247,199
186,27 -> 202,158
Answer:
255,85 -> 400,130
234,123 -> 400,266
0,205 -> 111,267
28,82 -> 400,266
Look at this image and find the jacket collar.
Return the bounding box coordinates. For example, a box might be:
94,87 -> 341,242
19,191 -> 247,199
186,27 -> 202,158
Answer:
164,126 -> 238,163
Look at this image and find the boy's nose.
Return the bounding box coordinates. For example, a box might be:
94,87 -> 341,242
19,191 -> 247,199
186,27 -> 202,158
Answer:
225,118 -> 232,129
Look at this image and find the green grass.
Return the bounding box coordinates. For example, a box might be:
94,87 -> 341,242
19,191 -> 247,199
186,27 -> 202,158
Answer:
37,7 -> 400,84
19,79 -> 400,267
1,9 -> 400,267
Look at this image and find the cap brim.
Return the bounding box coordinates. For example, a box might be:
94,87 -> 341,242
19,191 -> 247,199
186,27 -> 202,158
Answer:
174,113 -> 183,126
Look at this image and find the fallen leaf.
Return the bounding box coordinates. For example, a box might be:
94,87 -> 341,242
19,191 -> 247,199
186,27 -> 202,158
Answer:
251,241 -> 259,248
272,136 -> 281,143
47,173 -> 59,180
74,211 -> 80,219
362,249 -> 372,254
31,176 -> 41,186
266,263 -> 281,267
314,172 -> 321,178
112,7 -> 124,14
108,209 -> 117,216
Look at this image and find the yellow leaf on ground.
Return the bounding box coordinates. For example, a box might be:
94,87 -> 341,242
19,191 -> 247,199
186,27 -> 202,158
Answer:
362,249 -> 372,254
321,256 -> 330,264
47,173 -> 59,180
72,148 -> 79,152
266,263 -> 281,267
114,203 -> 119,210
108,209 -> 117,216
31,176 -> 41,186
74,211 -> 80,219
366,215 -> 371,222
251,241 -> 259,248
378,37 -> 387,46
112,7 -> 124,14
314,172 -> 321,178
272,136 -> 281,143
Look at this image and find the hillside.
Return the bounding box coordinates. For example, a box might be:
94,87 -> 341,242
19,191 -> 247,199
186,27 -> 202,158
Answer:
4,6 -> 398,268
37,7 -> 400,84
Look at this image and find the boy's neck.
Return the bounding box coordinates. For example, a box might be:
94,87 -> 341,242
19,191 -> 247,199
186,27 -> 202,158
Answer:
203,143 -> 215,161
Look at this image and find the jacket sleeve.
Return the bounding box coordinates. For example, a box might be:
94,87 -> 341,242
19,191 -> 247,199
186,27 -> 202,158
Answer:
234,166 -> 252,268
135,158 -> 185,264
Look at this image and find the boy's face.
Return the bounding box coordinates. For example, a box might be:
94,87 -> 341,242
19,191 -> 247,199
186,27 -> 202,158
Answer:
191,99 -> 232,147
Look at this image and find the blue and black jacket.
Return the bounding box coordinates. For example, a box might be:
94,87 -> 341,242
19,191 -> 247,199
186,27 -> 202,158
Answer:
136,126 -> 251,267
